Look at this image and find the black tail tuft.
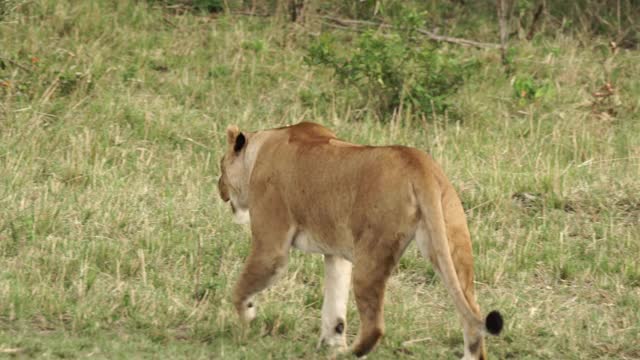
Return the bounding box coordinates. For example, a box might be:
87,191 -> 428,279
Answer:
485,310 -> 503,335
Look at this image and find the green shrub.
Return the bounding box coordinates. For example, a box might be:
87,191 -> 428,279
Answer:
306,10 -> 475,121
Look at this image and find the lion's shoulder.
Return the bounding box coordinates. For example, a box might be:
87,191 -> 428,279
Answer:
276,122 -> 337,144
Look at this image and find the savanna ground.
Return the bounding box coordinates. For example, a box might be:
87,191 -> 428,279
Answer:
1,1 -> 639,358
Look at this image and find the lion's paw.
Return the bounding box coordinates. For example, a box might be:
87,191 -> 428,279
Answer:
239,301 -> 257,323
317,333 -> 347,350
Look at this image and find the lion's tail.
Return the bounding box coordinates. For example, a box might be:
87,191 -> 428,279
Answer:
414,183 -> 503,337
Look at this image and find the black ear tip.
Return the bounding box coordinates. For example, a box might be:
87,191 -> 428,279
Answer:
485,310 -> 503,335
234,132 -> 246,152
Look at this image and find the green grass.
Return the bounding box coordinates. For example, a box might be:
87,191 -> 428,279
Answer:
1,1 -> 639,358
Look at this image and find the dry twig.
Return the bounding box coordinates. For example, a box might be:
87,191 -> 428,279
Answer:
0,55 -> 32,73
321,16 -> 500,49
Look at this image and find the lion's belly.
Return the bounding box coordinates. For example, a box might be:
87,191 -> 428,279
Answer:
292,230 -> 352,260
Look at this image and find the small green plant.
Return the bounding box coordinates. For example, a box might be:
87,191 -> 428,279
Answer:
306,11 -> 474,121
58,71 -> 81,96
122,65 -> 138,83
513,75 -> 553,103
208,65 -> 231,79
242,39 -> 265,53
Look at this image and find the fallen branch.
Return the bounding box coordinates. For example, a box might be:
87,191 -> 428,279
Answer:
401,337 -> 433,346
231,11 -> 271,17
0,55 -> 32,73
162,16 -> 177,28
416,28 -> 501,49
0,348 -> 24,354
321,16 -> 500,49
321,21 -> 363,32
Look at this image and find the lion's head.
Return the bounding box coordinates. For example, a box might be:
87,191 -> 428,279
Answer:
218,125 -> 251,224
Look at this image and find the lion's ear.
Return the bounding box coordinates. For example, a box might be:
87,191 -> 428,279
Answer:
226,125 -> 240,145
234,132 -> 246,152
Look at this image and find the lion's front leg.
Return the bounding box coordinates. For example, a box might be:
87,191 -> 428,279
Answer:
318,255 -> 352,350
232,246 -> 289,324
232,186 -> 293,324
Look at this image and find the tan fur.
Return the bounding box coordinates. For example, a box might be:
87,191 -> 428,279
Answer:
218,122 -> 500,359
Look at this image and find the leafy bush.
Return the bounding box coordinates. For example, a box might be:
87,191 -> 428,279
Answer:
306,11 -> 476,121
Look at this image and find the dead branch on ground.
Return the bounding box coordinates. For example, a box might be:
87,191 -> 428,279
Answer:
321,16 -> 500,49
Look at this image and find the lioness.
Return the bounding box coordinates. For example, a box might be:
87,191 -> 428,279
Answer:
218,122 -> 503,359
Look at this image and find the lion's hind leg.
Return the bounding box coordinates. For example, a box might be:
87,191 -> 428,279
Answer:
318,255 -> 352,350
349,245 -> 398,357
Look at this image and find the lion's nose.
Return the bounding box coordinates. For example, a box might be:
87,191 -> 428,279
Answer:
218,177 -> 230,202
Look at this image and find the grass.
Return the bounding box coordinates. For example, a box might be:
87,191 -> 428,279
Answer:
1,1 -> 639,358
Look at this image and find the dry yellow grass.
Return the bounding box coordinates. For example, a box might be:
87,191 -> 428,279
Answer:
1,1 -> 639,358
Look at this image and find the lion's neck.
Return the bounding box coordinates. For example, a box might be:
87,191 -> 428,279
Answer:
241,131 -> 270,187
